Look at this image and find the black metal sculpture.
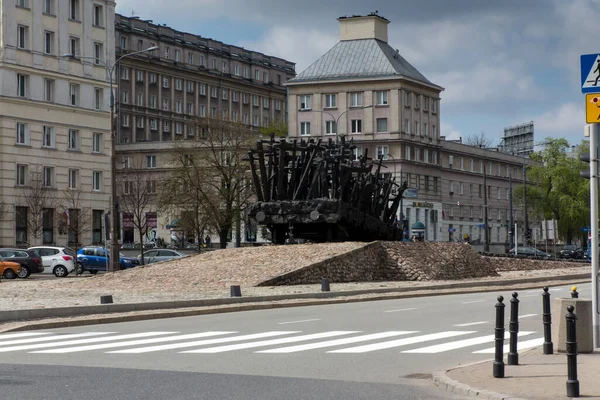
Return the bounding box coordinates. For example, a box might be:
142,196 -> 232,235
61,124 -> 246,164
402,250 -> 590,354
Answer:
246,136 -> 408,244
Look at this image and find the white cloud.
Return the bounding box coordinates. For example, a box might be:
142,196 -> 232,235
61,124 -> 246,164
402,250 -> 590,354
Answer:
441,123 -> 463,141
530,103 -> 584,137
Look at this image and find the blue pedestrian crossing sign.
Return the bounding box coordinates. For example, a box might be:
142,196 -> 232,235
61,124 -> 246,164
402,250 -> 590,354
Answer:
581,54 -> 600,93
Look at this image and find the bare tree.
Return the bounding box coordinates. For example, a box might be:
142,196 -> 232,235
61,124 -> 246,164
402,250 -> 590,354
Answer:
463,132 -> 495,148
57,189 -> 92,266
160,118 -> 256,249
18,168 -> 57,246
118,161 -> 155,264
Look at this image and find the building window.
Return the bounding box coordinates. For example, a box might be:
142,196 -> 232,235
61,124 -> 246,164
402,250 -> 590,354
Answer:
187,52 -> 194,65
376,118 -> 388,133
300,122 -> 311,136
162,99 -> 169,111
199,84 -> 206,96
432,99 -> 438,114
146,181 -> 157,194
162,76 -> 169,88
253,115 -> 259,126
234,64 -> 240,76
175,100 -> 182,114
376,145 -> 389,160
175,49 -> 181,62
150,119 -> 157,130
243,113 -> 249,124
92,133 -> 102,153
16,207 -> 27,246
243,94 -> 249,104
120,67 -> 129,81
121,90 -> 129,104
68,129 -> 79,150
325,94 -> 337,108
414,121 -> 419,135
94,88 -> 103,110
149,73 -> 157,85
275,100 -> 281,111
69,36 -> 80,56
69,0 -> 79,19
17,25 -> 29,49
253,95 -> 259,107
423,96 -> 429,111
92,171 -> 102,191
414,93 -> 420,109
404,91 -> 411,107
199,105 -> 205,118
404,118 -> 410,133
43,0 -> 54,14
211,107 -> 217,118
163,121 -> 170,132
375,91 -> 388,106
122,114 -> 130,127
325,121 -> 337,135
187,102 -> 194,115
69,83 -> 79,106
42,126 -> 55,148
469,184 -> 473,197
93,4 -> 103,27
44,31 -> 54,55
149,95 -> 156,109
263,72 -> 269,83
16,123 -> 28,145
350,92 -> 362,107
424,123 -> 428,136
254,69 -> 260,80
243,67 -> 249,78
233,91 -> 239,102
42,167 -> 53,187
405,146 -> 411,160
44,78 -> 54,102
222,89 -> 228,100
299,95 -> 311,110
186,81 -> 194,93
145,155 -> 157,169
353,146 -> 363,161
210,86 -> 218,98
263,98 -> 269,108
17,74 -> 28,97
94,42 -> 103,64
68,169 -> 78,189
135,70 -> 144,82
136,92 -> 143,106
351,119 -> 362,133
175,122 -> 183,134
233,111 -> 238,122
136,116 -> 144,128
16,164 -> 27,186
174,79 -> 183,91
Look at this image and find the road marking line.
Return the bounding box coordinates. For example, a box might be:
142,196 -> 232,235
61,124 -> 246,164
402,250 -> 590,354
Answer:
550,288 -> 563,291
384,308 -> 418,313
0,332 -> 53,340
0,332 -> 175,353
403,331 -> 536,354
473,337 -> 544,354
0,332 -> 115,347
519,314 -> 538,319
462,300 -> 485,304
453,321 -> 488,327
328,331 -> 474,353
278,319 -> 321,325
257,332 -> 416,353
183,331 -> 359,353
108,331 -> 299,354
31,331 -> 236,354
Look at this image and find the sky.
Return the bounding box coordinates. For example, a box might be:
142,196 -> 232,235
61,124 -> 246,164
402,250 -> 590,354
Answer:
115,0 -> 600,148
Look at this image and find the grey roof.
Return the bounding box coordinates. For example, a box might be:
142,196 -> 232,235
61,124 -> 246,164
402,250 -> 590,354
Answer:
289,39 -> 439,88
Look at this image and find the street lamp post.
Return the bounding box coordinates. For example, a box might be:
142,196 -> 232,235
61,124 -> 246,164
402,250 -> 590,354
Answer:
63,46 -> 158,272
313,105 -> 373,144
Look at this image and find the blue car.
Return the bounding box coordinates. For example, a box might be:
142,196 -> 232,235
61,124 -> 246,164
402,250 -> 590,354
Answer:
76,247 -> 140,274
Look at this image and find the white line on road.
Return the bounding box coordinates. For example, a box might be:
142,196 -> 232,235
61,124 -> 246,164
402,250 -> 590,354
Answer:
182,331 -> 359,353
519,314 -> 538,319
328,331 -> 475,353
473,337 -> 544,354
462,300 -> 485,304
403,331 -> 535,354
0,332 -> 115,347
31,331 -> 237,354
550,288 -> 563,291
108,331 -> 299,354
0,332 -> 174,353
453,321 -> 488,327
383,308 -> 418,313
257,331 -> 416,353
0,332 -> 54,340
278,319 -> 321,325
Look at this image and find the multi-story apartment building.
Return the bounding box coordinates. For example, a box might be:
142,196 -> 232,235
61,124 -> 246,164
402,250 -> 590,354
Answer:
0,0 -> 115,247
113,14 -> 296,244
286,13 -> 537,247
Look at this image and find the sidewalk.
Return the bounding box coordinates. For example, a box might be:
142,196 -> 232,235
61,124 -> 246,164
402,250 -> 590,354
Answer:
436,348 -> 600,400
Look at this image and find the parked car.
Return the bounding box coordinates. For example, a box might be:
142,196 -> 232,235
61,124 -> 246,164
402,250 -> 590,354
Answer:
76,247 -> 140,274
138,249 -> 186,264
0,248 -> 44,278
27,246 -> 76,277
0,257 -> 21,279
560,244 -> 584,259
508,246 -> 550,257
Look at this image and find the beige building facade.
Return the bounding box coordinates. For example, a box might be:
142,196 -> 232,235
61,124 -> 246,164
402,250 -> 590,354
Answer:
286,13 -> 537,247
0,0 -> 115,247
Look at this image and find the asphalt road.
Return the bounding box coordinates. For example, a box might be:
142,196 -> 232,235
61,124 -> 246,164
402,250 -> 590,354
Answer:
0,281 -> 589,399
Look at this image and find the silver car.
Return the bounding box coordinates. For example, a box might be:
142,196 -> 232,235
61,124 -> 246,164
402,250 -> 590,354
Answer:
138,249 -> 185,264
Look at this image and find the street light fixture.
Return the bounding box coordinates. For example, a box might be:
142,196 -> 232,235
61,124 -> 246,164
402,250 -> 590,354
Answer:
62,46 -> 159,272
313,105 -> 373,144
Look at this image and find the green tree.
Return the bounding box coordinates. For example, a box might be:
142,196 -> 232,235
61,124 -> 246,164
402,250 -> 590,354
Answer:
259,119 -> 287,138
514,138 -> 589,244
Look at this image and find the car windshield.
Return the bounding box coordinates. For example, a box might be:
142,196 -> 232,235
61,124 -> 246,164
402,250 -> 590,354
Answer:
63,248 -> 76,256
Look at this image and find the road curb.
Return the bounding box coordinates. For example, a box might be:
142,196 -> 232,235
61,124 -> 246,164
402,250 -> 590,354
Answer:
0,273 -> 590,332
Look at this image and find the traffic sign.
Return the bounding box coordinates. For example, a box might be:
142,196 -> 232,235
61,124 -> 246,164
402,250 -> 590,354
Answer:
581,54 -> 600,93
583,227 -> 591,232
586,94 -> 600,123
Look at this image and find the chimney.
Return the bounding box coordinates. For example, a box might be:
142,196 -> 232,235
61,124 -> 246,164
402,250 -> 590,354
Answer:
338,13 -> 390,43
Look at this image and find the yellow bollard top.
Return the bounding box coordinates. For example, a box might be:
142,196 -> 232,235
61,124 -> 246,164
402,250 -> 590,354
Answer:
571,286 -> 577,292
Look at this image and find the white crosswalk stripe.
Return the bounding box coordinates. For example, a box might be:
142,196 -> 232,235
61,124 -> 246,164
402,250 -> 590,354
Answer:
0,332 -> 54,340
108,331 -> 299,354
183,331 -> 361,354
403,331 -> 536,353
0,332 -> 175,353
328,331 -> 475,353
0,332 -> 114,347
257,331 -> 416,354
473,337 -> 544,354
31,331 -> 237,354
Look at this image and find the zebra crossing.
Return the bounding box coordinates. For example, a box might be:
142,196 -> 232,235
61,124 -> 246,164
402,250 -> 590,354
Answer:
0,329 -> 544,356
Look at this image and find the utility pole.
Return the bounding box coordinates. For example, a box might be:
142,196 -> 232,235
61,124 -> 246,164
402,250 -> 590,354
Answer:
484,163 -> 490,252
590,124 -> 599,349
509,172 -> 514,249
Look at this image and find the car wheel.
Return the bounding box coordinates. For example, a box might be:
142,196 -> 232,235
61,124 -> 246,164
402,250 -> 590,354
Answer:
76,263 -> 84,275
3,269 -> 17,279
54,265 -> 68,278
17,266 -> 30,279
90,270 -> 98,275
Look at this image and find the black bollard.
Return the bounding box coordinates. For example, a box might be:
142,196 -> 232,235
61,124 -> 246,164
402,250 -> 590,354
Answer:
230,285 -> 242,297
571,286 -> 579,299
565,305 -> 580,398
493,295 -> 505,378
508,292 -> 519,365
542,287 -> 554,355
321,278 -> 330,292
